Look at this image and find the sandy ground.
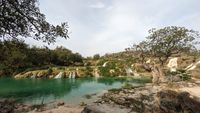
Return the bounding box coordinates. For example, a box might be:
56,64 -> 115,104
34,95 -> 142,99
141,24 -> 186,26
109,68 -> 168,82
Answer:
179,86 -> 200,98
28,105 -> 84,113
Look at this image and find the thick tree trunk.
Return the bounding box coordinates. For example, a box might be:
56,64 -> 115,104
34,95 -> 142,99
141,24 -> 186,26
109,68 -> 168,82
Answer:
151,65 -> 167,84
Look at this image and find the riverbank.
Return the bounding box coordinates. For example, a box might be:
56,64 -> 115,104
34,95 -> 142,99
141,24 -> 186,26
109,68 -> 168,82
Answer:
0,98 -> 84,113
1,79 -> 200,113
27,80 -> 200,113
82,80 -> 200,113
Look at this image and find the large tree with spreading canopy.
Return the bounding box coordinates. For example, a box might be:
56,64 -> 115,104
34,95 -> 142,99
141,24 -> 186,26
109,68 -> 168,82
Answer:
133,26 -> 200,66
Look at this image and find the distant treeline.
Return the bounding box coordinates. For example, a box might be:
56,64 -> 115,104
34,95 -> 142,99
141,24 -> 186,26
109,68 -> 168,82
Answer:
0,39 -> 83,76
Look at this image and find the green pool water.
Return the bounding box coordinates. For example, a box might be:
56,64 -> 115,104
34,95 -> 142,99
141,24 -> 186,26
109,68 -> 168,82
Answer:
0,77 -> 144,105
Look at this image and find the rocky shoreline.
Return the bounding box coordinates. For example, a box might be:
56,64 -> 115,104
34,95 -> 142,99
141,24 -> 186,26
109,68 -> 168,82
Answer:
0,99 -> 84,113
1,81 -> 200,113
82,81 -> 200,113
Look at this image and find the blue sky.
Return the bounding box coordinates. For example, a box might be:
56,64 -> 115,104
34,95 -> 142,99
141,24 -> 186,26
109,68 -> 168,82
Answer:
25,0 -> 200,56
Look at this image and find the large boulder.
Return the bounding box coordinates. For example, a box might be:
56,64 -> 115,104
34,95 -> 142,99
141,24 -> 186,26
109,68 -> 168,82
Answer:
158,90 -> 200,113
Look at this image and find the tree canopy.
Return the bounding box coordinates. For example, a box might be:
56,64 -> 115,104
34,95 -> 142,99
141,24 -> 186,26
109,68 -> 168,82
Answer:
93,54 -> 100,60
0,40 -> 83,76
132,26 -> 200,65
0,0 -> 69,43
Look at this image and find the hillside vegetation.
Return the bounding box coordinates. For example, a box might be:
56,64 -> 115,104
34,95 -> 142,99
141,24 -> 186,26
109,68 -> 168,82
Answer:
0,39 -> 83,76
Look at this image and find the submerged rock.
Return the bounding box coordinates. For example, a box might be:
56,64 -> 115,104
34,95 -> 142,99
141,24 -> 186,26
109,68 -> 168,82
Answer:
0,99 -> 32,113
57,101 -> 65,106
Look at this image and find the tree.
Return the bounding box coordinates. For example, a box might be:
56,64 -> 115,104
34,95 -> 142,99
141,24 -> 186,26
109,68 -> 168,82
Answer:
93,54 -> 100,60
132,41 -> 150,64
0,0 -> 69,44
0,40 -> 84,76
68,53 -> 83,65
135,26 -> 199,65
0,39 -> 30,75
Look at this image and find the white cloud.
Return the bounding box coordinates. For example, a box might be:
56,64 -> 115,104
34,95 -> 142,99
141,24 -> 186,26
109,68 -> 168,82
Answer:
89,2 -> 105,9
27,0 -> 200,57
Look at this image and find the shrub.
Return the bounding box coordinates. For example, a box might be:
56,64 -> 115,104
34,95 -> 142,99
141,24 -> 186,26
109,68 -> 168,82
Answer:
47,67 -> 53,75
57,67 -> 65,70
85,66 -> 93,76
168,69 -> 191,81
180,72 -> 191,80
122,82 -> 133,89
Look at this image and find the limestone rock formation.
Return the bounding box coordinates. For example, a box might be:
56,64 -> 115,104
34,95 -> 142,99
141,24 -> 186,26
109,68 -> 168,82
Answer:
54,72 -> 64,79
167,57 -> 178,72
68,71 -> 76,79
94,68 -> 100,78
102,62 -> 108,67
82,84 -> 200,113
185,60 -> 200,71
125,67 -> 133,76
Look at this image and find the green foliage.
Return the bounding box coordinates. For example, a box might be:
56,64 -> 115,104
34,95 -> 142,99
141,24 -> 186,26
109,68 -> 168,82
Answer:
168,69 -> 191,81
98,67 -> 110,76
122,82 -> 133,89
93,54 -> 100,60
177,69 -> 191,81
108,88 -> 121,93
99,61 -> 117,76
132,41 -> 150,63
85,66 -> 93,77
47,67 -> 53,75
57,67 -> 65,70
180,72 -> 191,81
0,40 -> 83,76
132,26 -> 200,65
96,59 -> 107,66
124,76 -> 152,83
147,26 -> 199,65
0,0 -> 69,44
52,47 -> 83,66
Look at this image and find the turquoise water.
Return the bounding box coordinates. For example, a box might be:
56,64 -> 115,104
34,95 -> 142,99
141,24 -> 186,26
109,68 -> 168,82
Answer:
0,77 -> 143,105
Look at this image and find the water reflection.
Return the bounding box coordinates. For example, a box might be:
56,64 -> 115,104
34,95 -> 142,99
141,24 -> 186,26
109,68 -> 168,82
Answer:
0,77 -> 140,104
